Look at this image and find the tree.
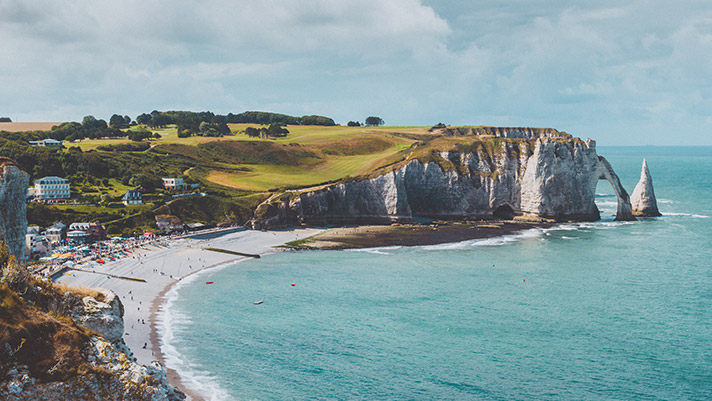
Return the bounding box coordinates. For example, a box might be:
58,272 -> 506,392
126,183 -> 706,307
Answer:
136,113 -> 152,125
110,114 -> 128,128
365,116 -> 384,126
82,115 -> 108,130
128,127 -> 153,142
347,121 -> 361,127
244,127 -> 261,138
0,117 -> 11,122
266,123 -> 289,138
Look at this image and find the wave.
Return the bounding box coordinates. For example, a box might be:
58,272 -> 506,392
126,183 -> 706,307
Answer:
595,193 -> 616,198
663,212 -> 709,218
348,246 -> 402,255
157,260 -> 247,401
422,228 -> 545,250
658,199 -> 674,204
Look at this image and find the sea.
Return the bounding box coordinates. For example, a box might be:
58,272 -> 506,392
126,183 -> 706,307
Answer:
158,146 -> 712,400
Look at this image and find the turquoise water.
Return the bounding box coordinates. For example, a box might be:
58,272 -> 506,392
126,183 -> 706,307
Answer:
162,147 -> 712,400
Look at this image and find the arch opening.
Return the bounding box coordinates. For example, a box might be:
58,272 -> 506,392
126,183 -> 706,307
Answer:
597,156 -> 636,221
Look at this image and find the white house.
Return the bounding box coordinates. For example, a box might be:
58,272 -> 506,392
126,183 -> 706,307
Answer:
162,178 -> 187,190
29,138 -> 64,148
34,176 -> 70,201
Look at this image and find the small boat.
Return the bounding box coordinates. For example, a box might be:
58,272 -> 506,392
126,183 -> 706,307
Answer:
253,300 -> 263,305
206,281 -> 214,285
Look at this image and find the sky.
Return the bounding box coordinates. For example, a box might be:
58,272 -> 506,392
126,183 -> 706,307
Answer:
1,0 -> 711,145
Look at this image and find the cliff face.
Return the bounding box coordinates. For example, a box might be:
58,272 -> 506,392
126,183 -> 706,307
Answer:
0,160 -> 29,260
257,136 -> 636,226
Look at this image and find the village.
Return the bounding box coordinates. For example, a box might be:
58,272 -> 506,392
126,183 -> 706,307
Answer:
23,171 -> 227,279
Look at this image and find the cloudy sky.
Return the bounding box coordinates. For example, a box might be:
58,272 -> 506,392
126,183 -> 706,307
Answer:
1,0 -> 710,145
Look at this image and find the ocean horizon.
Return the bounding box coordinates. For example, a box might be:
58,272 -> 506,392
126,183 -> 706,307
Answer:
159,146 -> 712,400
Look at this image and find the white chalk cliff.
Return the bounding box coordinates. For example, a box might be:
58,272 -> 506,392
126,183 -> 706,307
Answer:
630,159 -> 661,217
256,134 -> 638,226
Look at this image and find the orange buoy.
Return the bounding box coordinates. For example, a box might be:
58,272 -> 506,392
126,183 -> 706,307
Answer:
523,278 -> 525,282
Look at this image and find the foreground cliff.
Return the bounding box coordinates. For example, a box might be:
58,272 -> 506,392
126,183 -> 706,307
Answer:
254,128 -> 637,227
0,263 -> 185,400
0,158 -> 29,261
0,154 -> 184,399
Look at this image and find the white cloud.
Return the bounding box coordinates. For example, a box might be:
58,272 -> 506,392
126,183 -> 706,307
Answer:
1,0 -> 711,144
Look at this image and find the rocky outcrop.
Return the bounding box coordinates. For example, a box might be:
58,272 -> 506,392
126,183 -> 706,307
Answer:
69,289 -> 125,344
0,159 -> 29,260
1,285 -> 185,401
630,159 -> 661,217
2,337 -> 185,401
255,136 -> 636,226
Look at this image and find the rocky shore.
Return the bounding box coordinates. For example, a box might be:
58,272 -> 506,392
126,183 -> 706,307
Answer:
283,220 -> 552,250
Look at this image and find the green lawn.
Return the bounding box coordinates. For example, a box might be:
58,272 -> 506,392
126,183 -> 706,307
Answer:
207,143 -> 411,191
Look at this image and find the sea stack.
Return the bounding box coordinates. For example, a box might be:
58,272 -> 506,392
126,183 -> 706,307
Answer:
630,159 -> 662,217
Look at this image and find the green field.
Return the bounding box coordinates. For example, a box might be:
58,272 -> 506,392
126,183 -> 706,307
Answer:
72,124 -> 423,192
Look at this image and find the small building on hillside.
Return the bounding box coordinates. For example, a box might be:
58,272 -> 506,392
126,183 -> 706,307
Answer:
162,178 -> 187,191
29,139 -> 64,148
34,176 -> 70,201
162,177 -> 199,191
122,189 -> 143,205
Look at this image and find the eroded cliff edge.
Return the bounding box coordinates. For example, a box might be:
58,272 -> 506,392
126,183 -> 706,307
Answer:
0,158 -> 29,261
254,128 -> 636,227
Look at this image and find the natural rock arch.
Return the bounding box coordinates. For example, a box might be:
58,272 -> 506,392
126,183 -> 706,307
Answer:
597,156 -> 636,221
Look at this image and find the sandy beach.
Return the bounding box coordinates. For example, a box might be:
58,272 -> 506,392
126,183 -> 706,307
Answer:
57,227 -> 323,400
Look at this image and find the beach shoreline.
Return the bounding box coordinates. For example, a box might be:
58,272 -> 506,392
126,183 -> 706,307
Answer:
56,227 -> 323,400
56,221 -> 550,399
